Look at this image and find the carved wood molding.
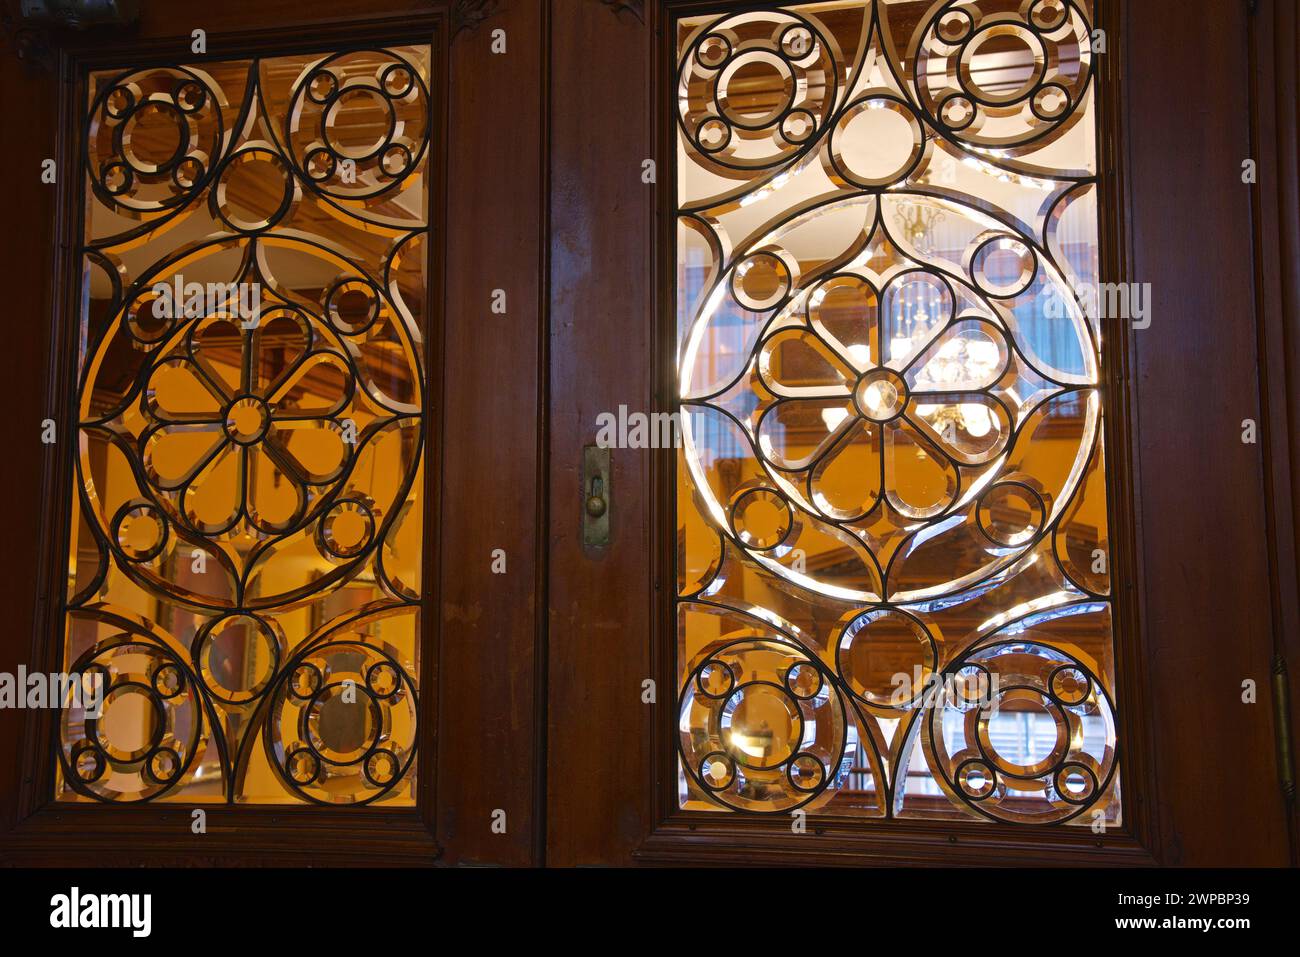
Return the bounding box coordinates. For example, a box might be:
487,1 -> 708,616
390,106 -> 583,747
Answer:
451,0 -> 502,39
601,0 -> 646,23
0,13 -> 55,71
1,1 -> 140,72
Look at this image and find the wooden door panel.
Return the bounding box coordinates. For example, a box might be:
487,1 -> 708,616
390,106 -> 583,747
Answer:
545,0 -> 656,867
545,0 -> 1295,867
1121,0 -> 1287,865
0,0 -> 545,867
438,0 -> 546,867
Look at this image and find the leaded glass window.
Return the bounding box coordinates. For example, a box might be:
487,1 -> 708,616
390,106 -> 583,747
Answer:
674,0 -> 1119,824
60,45 -> 431,805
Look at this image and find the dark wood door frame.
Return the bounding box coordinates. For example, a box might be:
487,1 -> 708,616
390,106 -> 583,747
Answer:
1249,0 -> 1300,864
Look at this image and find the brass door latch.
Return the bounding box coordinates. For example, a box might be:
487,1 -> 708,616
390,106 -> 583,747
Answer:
582,445 -> 610,547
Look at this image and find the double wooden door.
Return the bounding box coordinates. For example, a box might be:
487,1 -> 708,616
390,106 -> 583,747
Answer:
0,0 -> 1295,867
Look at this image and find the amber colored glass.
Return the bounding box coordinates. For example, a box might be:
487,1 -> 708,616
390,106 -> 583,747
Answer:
59,46 -> 432,804
674,1 -> 1119,824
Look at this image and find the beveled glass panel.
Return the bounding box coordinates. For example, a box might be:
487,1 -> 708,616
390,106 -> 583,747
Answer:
59,45 -> 432,804
674,1 -> 1119,824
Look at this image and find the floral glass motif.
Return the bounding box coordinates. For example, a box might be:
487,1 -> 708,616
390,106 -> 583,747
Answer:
59,46 -> 431,804
675,0 -> 1120,823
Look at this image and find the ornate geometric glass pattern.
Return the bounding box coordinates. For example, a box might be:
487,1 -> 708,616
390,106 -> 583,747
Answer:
674,1 -> 1120,823
58,46 -> 432,804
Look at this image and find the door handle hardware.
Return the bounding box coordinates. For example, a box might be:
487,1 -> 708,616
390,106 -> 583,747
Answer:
586,476 -> 607,517
582,445 -> 611,546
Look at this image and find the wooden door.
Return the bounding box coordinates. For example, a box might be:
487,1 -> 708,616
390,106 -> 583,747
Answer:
0,0 -> 546,867
544,0 -> 1299,867
2,0 -> 1295,871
